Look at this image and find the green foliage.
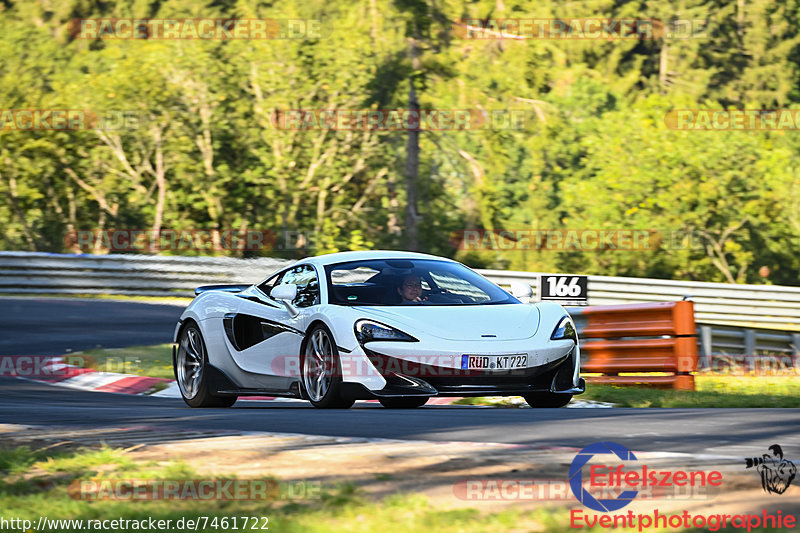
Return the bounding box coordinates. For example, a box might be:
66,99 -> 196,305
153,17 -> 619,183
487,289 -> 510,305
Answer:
1,0 -> 800,284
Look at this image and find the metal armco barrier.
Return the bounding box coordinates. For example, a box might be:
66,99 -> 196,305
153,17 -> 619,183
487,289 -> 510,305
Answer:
568,301 -> 698,390
483,268 -> 800,332
2,252 -> 800,333
697,324 -> 800,372
0,252 -> 292,297
0,252 -> 797,373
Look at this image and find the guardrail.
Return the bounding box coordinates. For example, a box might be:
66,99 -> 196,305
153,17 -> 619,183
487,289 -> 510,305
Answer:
0,252 -> 291,297
569,301 -> 698,390
1,251 -> 798,371
4,252 -> 800,330
481,269 -> 800,331
697,324 -> 800,373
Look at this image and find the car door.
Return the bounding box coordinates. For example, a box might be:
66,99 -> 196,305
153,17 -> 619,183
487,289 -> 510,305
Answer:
230,264 -> 320,378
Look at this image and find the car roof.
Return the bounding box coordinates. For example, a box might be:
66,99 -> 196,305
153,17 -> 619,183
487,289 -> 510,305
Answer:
296,250 -> 457,268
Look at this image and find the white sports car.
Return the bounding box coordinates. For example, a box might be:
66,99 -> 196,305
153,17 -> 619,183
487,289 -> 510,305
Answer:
173,250 -> 584,409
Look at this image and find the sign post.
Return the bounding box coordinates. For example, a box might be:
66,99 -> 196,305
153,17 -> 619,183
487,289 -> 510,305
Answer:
537,274 -> 588,306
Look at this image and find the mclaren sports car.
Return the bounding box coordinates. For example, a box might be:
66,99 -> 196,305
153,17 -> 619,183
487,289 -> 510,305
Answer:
173,250 -> 585,408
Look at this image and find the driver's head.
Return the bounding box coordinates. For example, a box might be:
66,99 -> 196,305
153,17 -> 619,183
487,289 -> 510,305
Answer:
397,275 -> 422,302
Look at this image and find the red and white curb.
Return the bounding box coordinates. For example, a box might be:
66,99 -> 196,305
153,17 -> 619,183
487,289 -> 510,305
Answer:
8,356 -> 612,407
8,356 -> 170,395
8,356 -> 463,404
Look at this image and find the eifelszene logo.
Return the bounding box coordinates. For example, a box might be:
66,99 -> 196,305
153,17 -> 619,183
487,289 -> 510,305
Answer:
570,442 -> 639,512
745,444 -> 796,495
569,442 -> 723,512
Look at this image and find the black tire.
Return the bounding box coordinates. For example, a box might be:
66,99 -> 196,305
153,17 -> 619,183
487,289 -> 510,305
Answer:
523,393 -> 572,408
301,325 -> 355,409
379,397 -> 429,409
174,322 -> 237,408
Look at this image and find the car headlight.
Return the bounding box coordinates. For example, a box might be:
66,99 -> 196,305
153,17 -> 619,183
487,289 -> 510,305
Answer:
551,316 -> 577,342
355,319 -> 418,343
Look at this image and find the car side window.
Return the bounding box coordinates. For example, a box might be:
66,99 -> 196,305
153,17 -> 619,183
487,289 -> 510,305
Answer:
257,271 -> 285,297
278,265 -> 320,308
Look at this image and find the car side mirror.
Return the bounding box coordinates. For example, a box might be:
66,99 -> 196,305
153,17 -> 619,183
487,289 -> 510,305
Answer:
271,284 -> 299,317
271,284 -> 298,301
509,281 -> 533,303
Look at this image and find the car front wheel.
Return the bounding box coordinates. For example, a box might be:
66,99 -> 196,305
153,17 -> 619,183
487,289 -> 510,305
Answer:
301,325 -> 355,409
175,323 -> 237,408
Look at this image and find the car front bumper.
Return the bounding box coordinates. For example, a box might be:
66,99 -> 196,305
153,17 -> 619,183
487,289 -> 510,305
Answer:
341,345 -> 584,399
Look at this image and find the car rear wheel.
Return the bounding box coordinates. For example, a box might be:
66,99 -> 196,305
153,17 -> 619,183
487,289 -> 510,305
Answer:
302,325 -> 355,409
523,393 -> 572,408
378,397 -> 429,409
175,323 -> 237,408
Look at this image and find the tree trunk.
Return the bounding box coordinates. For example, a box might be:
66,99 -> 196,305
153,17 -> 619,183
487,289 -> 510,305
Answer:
404,36 -> 421,251
151,126 -> 166,253
196,110 -> 222,253
45,177 -> 77,252
93,210 -> 107,254
1,170 -> 37,251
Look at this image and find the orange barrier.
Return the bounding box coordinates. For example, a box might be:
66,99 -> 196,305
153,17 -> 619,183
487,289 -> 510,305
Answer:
575,301 -> 697,390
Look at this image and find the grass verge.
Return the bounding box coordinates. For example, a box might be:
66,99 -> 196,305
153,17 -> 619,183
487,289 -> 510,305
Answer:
76,344 -> 175,380
0,445 -> 564,533
581,375 -> 800,407
0,444 -> 788,532
455,375 -> 800,408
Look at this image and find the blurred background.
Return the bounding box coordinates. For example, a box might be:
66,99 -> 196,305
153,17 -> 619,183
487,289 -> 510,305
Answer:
1,0 -> 799,285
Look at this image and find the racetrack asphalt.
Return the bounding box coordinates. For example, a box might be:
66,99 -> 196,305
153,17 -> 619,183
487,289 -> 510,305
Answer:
2,378 -> 799,456
0,297 -> 183,355
1,297 -> 799,456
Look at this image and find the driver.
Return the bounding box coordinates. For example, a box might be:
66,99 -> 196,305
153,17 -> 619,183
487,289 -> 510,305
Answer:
397,275 -> 426,303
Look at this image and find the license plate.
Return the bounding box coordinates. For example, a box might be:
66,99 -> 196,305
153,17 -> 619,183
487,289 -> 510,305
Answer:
461,354 -> 527,370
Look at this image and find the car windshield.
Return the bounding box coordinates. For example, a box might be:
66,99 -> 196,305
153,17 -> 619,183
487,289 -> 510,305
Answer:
324,258 -> 520,306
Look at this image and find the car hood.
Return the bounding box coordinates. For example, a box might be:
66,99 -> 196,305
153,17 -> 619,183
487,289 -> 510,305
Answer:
354,304 -> 540,341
